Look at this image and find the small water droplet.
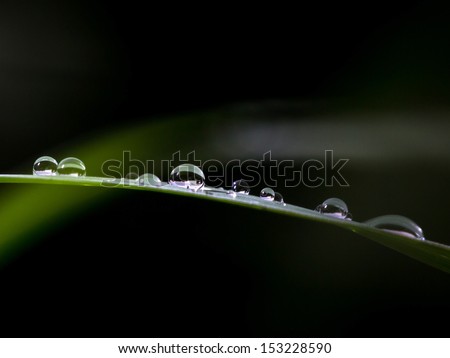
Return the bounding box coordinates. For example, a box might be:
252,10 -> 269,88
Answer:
125,172 -> 139,180
33,156 -> 58,176
260,187 -> 275,201
203,186 -> 226,194
138,173 -> 162,187
274,192 -> 285,205
232,180 -> 250,194
203,186 -> 226,192
365,215 -> 425,240
227,190 -> 237,198
315,197 -> 350,219
169,164 -> 205,191
202,187 -> 232,198
57,157 -> 86,177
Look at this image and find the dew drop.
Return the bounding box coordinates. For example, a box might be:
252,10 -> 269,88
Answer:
260,187 -> 275,201
232,180 -> 250,195
227,190 -> 237,198
365,215 -> 425,240
203,186 -> 226,192
274,192 -> 285,205
33,156 -> 58,176
202,187 -> 233,198
203,186 -> 226,194
138,173 -> 162,187
169,164 -> 205,191
315,197 -> 351,219
125,172 -> 139,180
56,157 -> 86,177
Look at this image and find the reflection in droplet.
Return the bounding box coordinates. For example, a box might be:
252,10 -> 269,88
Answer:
260,187 -> 275,201
274,192 -> 285,205
365,215 -> 425,240
232,180 -> 250,195
138,173 -> 162,187
169,164 -> 205,191
315,197 -> 351,220
33,156 -> 58,176
56,157 -> 86,177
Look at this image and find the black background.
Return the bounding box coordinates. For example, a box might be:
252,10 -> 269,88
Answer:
1,1 -> 450,337
3,1 -> 449,168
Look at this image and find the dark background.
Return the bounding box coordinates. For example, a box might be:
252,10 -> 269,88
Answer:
3,0 -> 450,170
1,1 -> 450,337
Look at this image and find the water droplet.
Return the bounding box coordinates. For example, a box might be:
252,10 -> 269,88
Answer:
169,164 -> 205,191
232,180 -> 250,195
138,173 -> 162,187
260,187 -> 275,201
57,157 -> 86,177
202,187 -> 233,198
315,197 -> 350,219
274,192 -> 285,205
125,172 -> 139,180
203,186 -> 226,194
365,215 -> 425,240
203,186 -> 226,192
227,190 -> 237,198
33,156 -> 58,176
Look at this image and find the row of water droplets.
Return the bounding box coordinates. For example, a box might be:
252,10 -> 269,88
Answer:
314,198 -> 423,239
33,159 -> 425,240
33,156 -> 86,177
169,164 -> 286,204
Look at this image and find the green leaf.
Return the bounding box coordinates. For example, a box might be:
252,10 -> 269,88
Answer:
0,107 -> 448,276
1,174 -> 449,273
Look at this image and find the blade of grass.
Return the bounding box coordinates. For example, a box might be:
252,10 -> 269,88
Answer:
1,174 -> 449,273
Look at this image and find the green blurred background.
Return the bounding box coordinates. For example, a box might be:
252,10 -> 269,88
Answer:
0,1 -> 450,337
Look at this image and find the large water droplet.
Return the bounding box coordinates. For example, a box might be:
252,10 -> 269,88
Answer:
274,192 -> 285,205
315,197 -> 351,219
169,164 -> 205,191
33,156 -> 58,176
365,215 -> 425,240
57,157 -> 86,177
138,173 -> 162,187
260,187 -> 275,201
232,180 -> 250,195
